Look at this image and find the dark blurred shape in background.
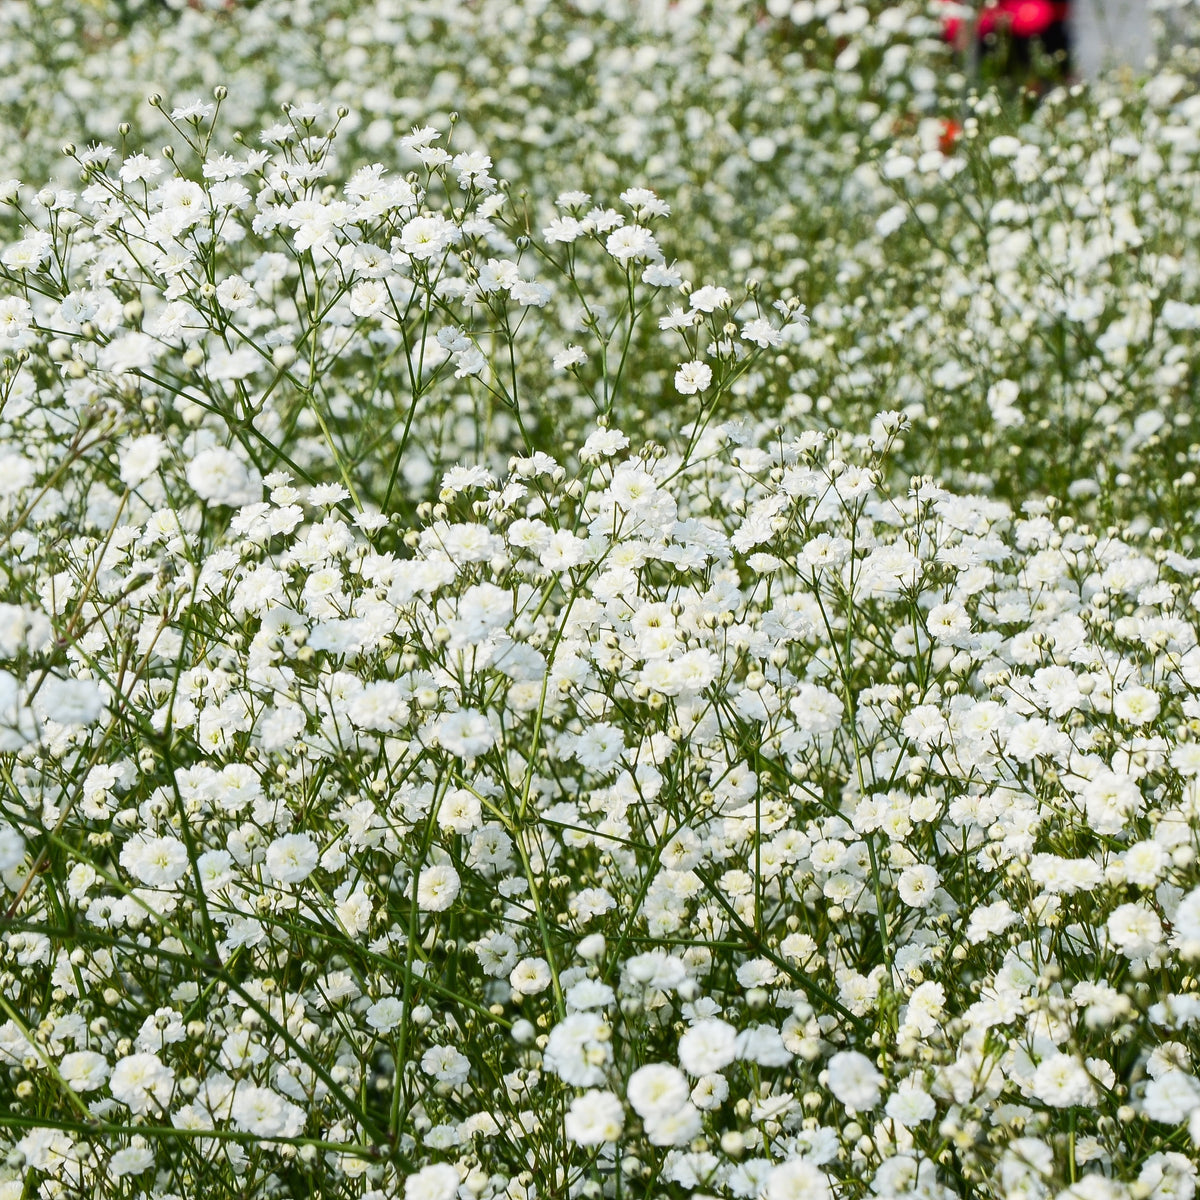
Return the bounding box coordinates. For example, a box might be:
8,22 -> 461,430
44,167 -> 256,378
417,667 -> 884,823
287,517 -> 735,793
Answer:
940,1 -> 1073,85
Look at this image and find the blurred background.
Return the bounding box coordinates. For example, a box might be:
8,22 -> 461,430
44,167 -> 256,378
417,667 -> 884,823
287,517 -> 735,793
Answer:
1073,0 -> 1155,76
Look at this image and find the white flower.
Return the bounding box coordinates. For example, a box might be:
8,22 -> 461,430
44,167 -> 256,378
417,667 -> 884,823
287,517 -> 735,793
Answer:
555,189 -> 591,209
643,263 -> 682,288
900,704 -> 948,748
741,317 -> 782,348
120,434 -> 167,486
565,1091 -> 624,1145
215,275 -> 255,310
59,1050 -> 110,1092
34,677 -> 104,727
766,1159 -> 832,1200
451,582 -> 512,645
453,150 -> 493,188
674,360 -> 713,395
421,1044 -> 470,1086
347,681 -> 411,734
691,1073 -> 729,1110
509,957 -> 552,995
565,978 -> 615,1011
308,482 -> 350,506
511,279 -> 551,307
580,427 -> 630,460
885,1081 -> 937,1126
736,1025 -> 791,1066
640,648 -> 719,697
431,709 -> 496,757
170,98 -> 215,122
677,1018 -> 738,1075
401,124 -> 441,151
474,931 -> 518,977
1163,300 -> 1200,331
606,224 -> 661,262
367,997 -> 405,1034
1174,888 -> 1200,958
543,216 -> 583,243
986,378 -> 1020,412
627,1063 -> 690,1119
153,178 -> 209,232
108,1053 -> 174,1115
1123,840 -> 1168,887
1143,1073 -> 1200,1123
405,1163 -> 460,1200
1108,902 -> 1163,959
926,601 -> 971,644
265,832 -> 319,885
107,1146 -> 154,1178
1112,685 -> 1160,726
0,296 -> 32,344
219,1027 -> 266,1071
544,1012 -> 612,1086
1162,300 -> 1200,331
186,446 -> 261,507
417,863 -> 461,912
2,231 -> 51,271
437,788 -> 482,835
0,828 -> 24,872
689,285 -> 731,312
230,1085 -> 304,1137
572,723 -> 626,772
644,1103 -> 703,1147
398,214 -> 457,261
876,205 -> 907,237
621,186 -> 668,214
901,982 -> 946,1038
1082,770 -> 1142,835
335,884 -> 372,935
1030,1053 -> 1096,1108
826,1050 -> 883,1111
553,345 -> 588,371
577,933 -> 606,960
350,279 -> 389,317
0,669 -> 33,751
119,835 -> 189,887
790,684 -> 844,733
897,863 -> 940,908
119,153 -> 163,183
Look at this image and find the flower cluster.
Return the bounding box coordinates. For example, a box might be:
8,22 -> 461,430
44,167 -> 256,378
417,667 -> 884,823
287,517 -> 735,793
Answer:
0,2 -> 1200,1200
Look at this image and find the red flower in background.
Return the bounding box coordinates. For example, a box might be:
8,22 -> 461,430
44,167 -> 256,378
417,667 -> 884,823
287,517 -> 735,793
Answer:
1006,0 -> 1063,36
941,0 -> 1069,43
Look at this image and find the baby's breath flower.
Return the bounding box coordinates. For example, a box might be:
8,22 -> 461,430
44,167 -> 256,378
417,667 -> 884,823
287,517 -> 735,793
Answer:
825,1050 -> 884,1112
417,864 -> 461,913
6,10 -> 1200,1198
674,360 -> 712,395
688,285 -> 731,312
565,1090 -> 624,1145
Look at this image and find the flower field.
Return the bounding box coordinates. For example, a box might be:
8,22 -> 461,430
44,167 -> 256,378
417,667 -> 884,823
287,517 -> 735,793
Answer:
3,1 -> 1200,1198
